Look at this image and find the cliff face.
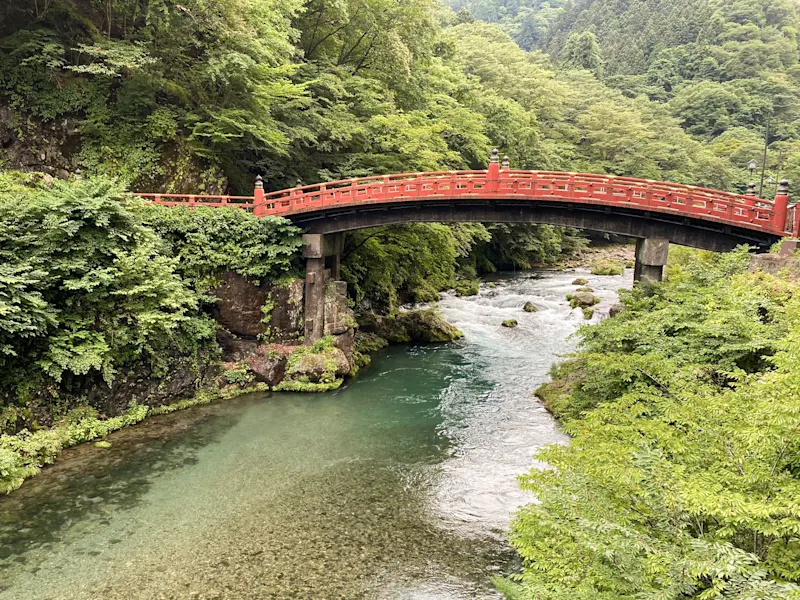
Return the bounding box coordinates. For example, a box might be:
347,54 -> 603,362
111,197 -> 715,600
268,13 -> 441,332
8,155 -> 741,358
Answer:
212,273 -> 305,345
0,106 -> 81,180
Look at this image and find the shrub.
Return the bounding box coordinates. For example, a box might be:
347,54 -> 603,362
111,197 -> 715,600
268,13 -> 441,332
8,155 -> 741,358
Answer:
505,247 -> 800,597
454,279 -> 480,296
590,261 -> 624,275
0,176 -> 216,425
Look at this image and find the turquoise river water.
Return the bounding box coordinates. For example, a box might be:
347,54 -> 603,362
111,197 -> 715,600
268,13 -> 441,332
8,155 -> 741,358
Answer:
0,269 -> 630,600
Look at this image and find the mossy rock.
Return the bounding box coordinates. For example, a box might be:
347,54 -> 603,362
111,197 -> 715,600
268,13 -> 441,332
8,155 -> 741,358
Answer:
486,283 -> 497,289
274,379 -> 343,393
502,319 -> 518,328
359,309 -> 462,343
399,309 -> 463,342
569,292 -> 600,308
454,279 -> 480,297
572,278 -> 589,285
354,331 -> 388,354
276,339 -> 351,392
94,441 -> 112,449
576,286 -> 594,293
590,261 -> 624,276
523,301 -> 537,313
582,307 -> 595,320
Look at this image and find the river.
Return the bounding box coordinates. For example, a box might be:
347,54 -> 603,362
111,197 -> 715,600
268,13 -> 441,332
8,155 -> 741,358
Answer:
0,268 -> 630,600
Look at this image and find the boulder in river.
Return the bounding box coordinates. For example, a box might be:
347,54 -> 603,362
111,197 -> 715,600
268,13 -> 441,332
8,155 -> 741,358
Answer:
572,278 -> 588,286
359,309 -> 463,343
523,302 -> 537,313
502,319 -> 518,328
590,261 -> 624,276
246,346 -> 290,387
569,292 -> 600,309
275,341 -> 351,392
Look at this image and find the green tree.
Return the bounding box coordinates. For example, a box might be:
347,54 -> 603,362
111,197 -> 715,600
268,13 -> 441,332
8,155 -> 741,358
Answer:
561,31 -> 603,76
0,175 -> 215,415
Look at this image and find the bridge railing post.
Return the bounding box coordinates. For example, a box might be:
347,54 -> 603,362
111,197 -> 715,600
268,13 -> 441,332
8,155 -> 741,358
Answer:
774,179 -> 790,234
487,148 -> 500,192
253,175 -> 265,216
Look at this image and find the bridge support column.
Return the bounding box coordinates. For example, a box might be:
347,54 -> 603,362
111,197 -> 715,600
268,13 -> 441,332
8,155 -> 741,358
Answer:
303,233 -> 345,343
634,238 -> 669,283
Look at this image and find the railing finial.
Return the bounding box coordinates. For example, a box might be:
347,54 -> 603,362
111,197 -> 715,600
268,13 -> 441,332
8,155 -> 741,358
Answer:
778,179 -> 790,195
255,174 -> 264,189
501,155 -> 510,169
490,148 -> 499,164
296,178 -> 303,188
746,182 -> 757,196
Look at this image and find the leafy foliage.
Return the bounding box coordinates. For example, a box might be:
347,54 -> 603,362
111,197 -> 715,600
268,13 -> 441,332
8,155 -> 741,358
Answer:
0,175 -> 214,414
0,174 -> 301,435
505,248 -> 800,597
141,204 -> 302,294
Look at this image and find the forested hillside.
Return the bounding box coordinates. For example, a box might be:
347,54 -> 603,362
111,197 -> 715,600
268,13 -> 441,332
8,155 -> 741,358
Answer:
3,0 -> 788,193
449,0 -> 800,187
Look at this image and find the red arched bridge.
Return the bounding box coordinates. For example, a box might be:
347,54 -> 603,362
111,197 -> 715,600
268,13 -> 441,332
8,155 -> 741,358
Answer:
136,151 -> 795,341
136,153 -> 796,251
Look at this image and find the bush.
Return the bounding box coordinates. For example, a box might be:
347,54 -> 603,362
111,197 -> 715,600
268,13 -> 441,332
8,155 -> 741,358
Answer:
454,279 -> 480,296
590,260 -> 624,275
140,204 -> 302,293
505,247 -> 800,597
0,175 -> 216,427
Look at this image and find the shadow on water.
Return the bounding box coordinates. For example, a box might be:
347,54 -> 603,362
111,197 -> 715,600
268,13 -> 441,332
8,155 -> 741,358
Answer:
0,398 -> 247,581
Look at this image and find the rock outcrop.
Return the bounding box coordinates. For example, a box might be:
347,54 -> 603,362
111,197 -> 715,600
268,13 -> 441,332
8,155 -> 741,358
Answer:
359,309 -> 463,343
749,253 -> 800,280
213,272 -> 359,391
212,273 -> 304,352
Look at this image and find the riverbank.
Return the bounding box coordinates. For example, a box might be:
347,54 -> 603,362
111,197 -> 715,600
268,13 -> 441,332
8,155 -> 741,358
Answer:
546,241 -> 635,269
500,247 -> 800,597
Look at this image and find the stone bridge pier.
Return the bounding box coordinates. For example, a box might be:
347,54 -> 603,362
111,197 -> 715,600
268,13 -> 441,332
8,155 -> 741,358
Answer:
303,233 -> 346,343
634,238 -> 669,283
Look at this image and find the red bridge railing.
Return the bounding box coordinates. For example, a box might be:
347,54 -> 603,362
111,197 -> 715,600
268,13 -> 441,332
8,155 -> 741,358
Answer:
134,157 -> 796,238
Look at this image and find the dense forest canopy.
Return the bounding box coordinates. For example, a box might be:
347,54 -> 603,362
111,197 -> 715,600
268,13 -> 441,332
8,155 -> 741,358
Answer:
445,0 -> 800,187
3,0 -> 796,194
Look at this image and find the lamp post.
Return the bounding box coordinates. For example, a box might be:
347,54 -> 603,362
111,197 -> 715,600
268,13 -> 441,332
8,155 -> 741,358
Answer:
748,160 -> 757,191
